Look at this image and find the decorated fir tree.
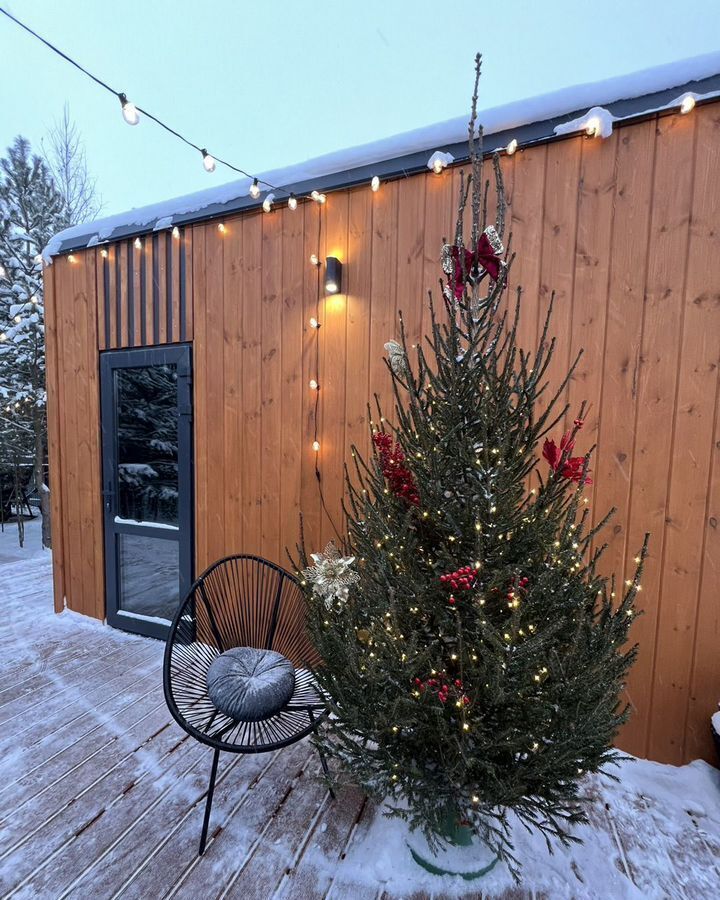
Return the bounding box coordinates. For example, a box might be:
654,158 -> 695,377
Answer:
297,56 -> 648,877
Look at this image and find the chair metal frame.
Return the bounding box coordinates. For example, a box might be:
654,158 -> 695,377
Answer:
163,554 -> 332,855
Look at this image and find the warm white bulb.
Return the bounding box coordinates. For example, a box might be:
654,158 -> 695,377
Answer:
371,175 -> 380,192
134,237 -> 142,250
120,96 -> 139,126
100,248 -> 108,258
14,315 -> 21,324
432,158 -> 444,175
0,333 -> 6,342
312,440 -> 320,452
217,223 -> 226,233
309,317 -> 320,329
311,190 -> 326,204
325,281 -> 338,294
263,193 -> 275,213
585,117 -> 601,137
679,93 -> 696,115
310,254 -> 320,267
68,254 -> 77,264
506,138 -> 518,155
202,151 -> 216,173
249,179 -> 261,199
172,226 -> 180,239
288,194 -> 298,210
309,379 -> 319,390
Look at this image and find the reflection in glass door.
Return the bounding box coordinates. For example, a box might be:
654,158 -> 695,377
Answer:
100,346 -> 192,639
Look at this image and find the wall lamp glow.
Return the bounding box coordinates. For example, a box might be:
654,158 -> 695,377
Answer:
324,257 -> 342,294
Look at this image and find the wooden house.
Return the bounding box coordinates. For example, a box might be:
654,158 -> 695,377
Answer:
43,58 -> 720,766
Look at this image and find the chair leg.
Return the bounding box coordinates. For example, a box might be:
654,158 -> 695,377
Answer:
199,747 -> 220,856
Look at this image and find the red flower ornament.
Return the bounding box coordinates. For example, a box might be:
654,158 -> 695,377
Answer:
542,432 -> 592,485
373,432 -> 420,506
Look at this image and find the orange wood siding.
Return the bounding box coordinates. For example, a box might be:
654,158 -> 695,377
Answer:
46,102 -> 720,764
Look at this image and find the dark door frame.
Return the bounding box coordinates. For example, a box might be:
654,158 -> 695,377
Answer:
100,344 -> 193,640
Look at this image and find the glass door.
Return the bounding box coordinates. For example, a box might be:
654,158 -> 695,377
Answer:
100,345 -> 193,639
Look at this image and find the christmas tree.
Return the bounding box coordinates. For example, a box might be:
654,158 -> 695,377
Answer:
297,56 -> 648,877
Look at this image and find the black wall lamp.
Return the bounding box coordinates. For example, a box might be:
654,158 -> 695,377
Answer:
324,256 -> 342,294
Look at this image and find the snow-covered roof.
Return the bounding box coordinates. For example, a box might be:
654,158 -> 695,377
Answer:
44,52 -> 720,261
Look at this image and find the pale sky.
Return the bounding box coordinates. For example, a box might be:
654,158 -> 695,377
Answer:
2,0 -> 718,218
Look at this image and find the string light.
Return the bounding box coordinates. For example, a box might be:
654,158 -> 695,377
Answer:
172,226 -> 180,239
585,116 -> 602,137
134,237 -> 142,250
68,254 -> 77,264
118,93 -> 139,126
288,193 -> 298,211
679,93 -> 696,114
506,138 -> 518,155
263,194 -> 275,213
217,222 -> 226,234
0,9 -> 321,206
309,317 -> 320,329
312,440 -> 320,452
311,190 -> 326,204
371,175 -> 380,192
309,379 -> 319,390
100,248 -> 108,258
309,254 -> 320,267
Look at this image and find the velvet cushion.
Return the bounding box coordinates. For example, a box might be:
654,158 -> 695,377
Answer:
206,647 -> 295,722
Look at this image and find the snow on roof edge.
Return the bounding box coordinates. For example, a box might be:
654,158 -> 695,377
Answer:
44,51 -> 720,261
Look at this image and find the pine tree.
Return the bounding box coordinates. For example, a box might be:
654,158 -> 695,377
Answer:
297,57 -> 648,877
0,137 -> 64,545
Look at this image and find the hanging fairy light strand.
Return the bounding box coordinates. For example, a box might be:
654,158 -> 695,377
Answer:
0,6 -> 315,203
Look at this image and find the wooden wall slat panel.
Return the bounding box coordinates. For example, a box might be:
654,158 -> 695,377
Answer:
240,215 -> 263,559
684,105 -> 720,761
260,213 -> 283,561
46,105 -> 720,764
222,222 -> 243,556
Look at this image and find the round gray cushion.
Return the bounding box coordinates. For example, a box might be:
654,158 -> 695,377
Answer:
206,647 -> 295,722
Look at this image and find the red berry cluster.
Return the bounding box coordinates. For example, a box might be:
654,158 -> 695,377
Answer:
372,432 -> 420,506
440,565 -> 476,604
413,673 -> 470,706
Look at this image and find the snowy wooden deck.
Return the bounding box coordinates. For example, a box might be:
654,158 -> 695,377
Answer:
1,549 -> 719,899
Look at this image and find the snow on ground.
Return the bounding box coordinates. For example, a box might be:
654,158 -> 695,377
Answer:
0,514 -> 48,566
2,544 -> 719,897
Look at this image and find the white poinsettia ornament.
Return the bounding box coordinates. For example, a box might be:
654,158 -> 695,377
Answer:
384,339 -> 408,377
302,542 -> 359,609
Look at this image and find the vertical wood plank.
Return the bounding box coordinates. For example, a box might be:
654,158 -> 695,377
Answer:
369,180 -> 399,415
157,233 -> 168,345
43,265 -> 66,612
261,212 -> 283,561
204,224 -> 225,565
592,120 -> 657,757
300,202 -> 323,555
192,226 -> 208,571
625,113 -> 696,763
649,107 -> 718,763
132,240 -> 142,347
320,192 -> 349,546
395,176 -> 426,359
280,204 -> 305,563
345,189 -> 374,472
95,249 -> 106,352
241,214 -> 263,556
222,220 -> 243,555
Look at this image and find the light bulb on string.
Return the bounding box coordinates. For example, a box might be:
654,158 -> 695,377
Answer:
14,315 -> 21,324
172,226 -> 180,239
100,248 -> 108,258
309,254 -> 320,267
311,190 -> 326,204
201,149 -> 216,173
288,193 -> 298,211
506,138 -> 518,155
312,440 -> 320,452
371,175 -> 380,192
309,379 -> 319,390
249,178 -> 261,199
679,93 -> 696,114
217,223 -> 226,234
118,93 -> 139,126
134,237 -> 142,250
309,317 -> 320,329
263,193 -> 275,213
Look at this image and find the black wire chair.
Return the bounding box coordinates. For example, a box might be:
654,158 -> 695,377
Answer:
163,554 -> 332,855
